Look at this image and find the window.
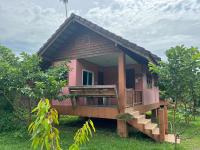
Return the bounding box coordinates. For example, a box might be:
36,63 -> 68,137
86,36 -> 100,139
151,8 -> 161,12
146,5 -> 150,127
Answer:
82,70 -> 94,85
146,74 -> 152,88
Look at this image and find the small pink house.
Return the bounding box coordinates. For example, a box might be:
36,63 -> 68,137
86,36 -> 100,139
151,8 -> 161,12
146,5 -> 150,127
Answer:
38,14 -> 177,143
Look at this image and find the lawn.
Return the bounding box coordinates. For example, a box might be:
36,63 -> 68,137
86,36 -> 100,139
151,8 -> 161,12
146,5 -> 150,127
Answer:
0,115 -> 199,150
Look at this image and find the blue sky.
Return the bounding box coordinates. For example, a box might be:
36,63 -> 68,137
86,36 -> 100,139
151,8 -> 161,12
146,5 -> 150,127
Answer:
0,0 -> 200,58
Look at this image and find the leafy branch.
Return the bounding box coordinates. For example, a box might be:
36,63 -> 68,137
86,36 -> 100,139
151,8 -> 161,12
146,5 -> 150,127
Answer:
28,99 -> 62,150
69,120 -> 96,150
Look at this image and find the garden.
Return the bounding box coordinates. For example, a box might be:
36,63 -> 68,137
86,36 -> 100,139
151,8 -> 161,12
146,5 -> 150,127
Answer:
0,45 -> 200,150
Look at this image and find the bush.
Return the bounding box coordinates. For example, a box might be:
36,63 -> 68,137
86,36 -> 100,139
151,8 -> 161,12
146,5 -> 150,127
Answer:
0,111 -> 25,132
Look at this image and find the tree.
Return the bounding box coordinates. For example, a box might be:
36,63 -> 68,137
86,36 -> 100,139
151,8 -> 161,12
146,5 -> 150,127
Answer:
0,45 -> 22,112
150,45 -> 200,120
0,45 -> 68,124
0,45 -> 96,149
149,45 -> 200,148
60,0 -> 68,18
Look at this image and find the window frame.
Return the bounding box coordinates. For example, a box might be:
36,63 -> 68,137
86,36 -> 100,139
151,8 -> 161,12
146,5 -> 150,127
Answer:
146,73 -> 153,89
82,69 -> 94,85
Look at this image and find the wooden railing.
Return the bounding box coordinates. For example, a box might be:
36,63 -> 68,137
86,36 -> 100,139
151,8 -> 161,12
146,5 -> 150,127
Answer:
126,89 -> 143,107
68,86 -> 143,107
135,90 -> 143,105
68,85 -> 118,106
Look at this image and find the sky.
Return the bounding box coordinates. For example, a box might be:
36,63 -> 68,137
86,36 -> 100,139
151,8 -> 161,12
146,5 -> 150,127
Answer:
0,0 -> 200,58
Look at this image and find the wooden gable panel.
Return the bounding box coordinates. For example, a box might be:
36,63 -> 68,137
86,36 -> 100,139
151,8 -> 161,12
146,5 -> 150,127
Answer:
52,28 -> 120,61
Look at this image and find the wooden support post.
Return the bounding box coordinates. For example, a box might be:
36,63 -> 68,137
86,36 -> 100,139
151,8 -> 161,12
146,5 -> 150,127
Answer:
117,52 -> 128,137
118,52 -> 126,112
151,109 -> 157,123
158,108 -> 165,142
164,105 -> 168,134
117,120 -> 128,138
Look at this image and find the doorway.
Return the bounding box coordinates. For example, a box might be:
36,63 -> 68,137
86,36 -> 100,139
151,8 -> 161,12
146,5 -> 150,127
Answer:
126,68 -> 135,107
126,68 -> 135,89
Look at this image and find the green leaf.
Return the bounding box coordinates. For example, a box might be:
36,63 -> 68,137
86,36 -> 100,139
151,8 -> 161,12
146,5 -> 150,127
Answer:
89,120 -> 96,132
29,99 -> 62,150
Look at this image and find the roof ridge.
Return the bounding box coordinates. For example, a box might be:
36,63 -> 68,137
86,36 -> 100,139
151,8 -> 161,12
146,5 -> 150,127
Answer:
38,13 -> 161,63
71,14 -> 154,56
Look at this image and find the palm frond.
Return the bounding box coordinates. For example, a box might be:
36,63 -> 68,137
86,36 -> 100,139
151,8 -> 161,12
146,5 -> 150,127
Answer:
60,0 -> 68,3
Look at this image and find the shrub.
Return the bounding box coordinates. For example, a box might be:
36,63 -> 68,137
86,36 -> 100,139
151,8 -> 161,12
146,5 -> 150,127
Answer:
0,111 -> 25,132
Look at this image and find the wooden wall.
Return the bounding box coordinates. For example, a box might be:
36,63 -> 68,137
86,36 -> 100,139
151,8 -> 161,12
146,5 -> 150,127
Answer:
52,28 -> 120,61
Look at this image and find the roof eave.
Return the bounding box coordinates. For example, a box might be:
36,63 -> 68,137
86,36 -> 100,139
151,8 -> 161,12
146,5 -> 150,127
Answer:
38,13 -> 161,64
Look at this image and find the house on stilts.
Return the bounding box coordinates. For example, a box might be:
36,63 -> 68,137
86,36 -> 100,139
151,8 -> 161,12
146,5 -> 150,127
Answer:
38,13 -> 180,143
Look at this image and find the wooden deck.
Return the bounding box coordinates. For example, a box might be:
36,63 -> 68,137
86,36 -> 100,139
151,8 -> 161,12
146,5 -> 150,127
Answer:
53,105 -> 119,119
53,102 -> 161,119
52,85 -> 174,143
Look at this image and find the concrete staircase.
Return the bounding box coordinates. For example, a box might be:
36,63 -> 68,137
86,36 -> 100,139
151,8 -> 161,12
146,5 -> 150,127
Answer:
125,108 -> 180,143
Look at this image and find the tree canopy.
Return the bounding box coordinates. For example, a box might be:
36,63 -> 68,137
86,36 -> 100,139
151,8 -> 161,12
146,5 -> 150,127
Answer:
149,45 -> 200,120
0,45 -> 69,126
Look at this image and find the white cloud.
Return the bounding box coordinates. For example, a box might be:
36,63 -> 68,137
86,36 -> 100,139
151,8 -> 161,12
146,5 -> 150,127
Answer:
0,0 -> 65,54
0,0 -> 200,59
85,0 -> 200,58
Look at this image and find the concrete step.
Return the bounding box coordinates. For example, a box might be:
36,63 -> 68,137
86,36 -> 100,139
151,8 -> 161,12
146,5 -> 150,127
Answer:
125,110 -> 140,117
145,123 -> 157,130
138,118 -> 151,125
125,107 -> 134,112
152,128 -> 160,135
134,114 -> 145,119
165,134 -> 180,144
131,111 -> 140,116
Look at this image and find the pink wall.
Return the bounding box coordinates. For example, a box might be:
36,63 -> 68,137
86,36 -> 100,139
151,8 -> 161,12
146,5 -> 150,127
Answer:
76,59 -> 101,85
103,67 -> 118,85
71,61 -> 160,105
142,74 -> 159,105
75,60 -> 118,105
52,60 -> 78,106
68,60 -> 77,86
53,59 -> 160,106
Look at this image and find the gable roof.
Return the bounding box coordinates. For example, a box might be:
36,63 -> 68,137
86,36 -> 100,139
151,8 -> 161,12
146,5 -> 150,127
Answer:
38,13 -> 160,64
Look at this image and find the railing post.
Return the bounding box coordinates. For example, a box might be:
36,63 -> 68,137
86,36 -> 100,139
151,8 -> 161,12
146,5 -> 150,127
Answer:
158,108 -> 165,142
151,109 -> 157,123
132,90 -> 135,106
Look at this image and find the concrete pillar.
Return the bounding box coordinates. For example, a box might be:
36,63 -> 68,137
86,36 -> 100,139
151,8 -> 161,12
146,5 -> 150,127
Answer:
117,120 -> 128,137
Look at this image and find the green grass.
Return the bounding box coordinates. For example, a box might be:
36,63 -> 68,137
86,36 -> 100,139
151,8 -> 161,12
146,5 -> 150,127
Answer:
0,115 -> 199,150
